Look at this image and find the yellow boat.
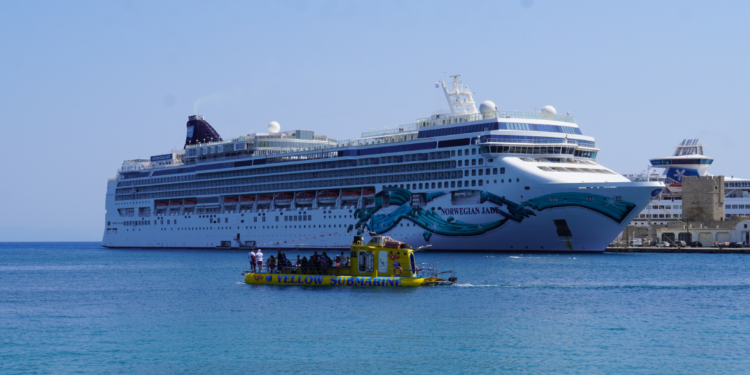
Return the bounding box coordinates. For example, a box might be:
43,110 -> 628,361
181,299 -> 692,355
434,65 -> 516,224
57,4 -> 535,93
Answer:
243,235 -> 457,287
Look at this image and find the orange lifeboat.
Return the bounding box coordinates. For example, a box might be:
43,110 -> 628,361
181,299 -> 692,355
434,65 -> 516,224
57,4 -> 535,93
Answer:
317,190 -> 339,202
341,190 -> 361,200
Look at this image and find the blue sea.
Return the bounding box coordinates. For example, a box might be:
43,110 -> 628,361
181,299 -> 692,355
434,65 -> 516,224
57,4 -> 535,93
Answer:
2,242 -> 750,374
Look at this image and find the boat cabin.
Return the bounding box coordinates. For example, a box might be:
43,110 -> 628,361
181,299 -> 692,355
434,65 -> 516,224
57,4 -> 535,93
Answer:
349,235 -> 418,277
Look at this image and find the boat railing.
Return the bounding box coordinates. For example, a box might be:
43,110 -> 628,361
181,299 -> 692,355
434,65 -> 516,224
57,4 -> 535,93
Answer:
414,258 -> 456,279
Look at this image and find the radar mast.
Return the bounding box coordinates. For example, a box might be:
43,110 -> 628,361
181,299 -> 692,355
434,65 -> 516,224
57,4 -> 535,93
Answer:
438,75 -> 478,115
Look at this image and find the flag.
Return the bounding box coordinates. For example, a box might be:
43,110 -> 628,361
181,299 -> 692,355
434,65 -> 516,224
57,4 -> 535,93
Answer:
435,83 -> 439,88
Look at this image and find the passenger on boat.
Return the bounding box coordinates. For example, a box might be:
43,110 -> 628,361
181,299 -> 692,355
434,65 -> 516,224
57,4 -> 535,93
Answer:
268,256 -> 277,274
320,252 -> 330,272
301,256 -> 310,274
339,252 -> 347,267
256,249 -> 263,273
282,253 -> 291,272
310,251 -> 321,274
295,255 -> 302,272
248,250 -> 256,273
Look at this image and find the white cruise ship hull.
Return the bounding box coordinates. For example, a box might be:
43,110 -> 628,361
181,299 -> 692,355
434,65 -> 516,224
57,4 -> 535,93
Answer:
102,180 -> 661,252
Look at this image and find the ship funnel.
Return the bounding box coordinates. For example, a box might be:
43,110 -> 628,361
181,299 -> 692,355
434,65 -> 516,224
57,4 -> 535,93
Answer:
185,114 -> 222,148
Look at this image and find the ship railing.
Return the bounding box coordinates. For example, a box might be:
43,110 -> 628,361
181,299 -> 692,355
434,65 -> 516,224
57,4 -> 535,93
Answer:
479,138 -> 580,146
429,110 -> 575,125
361,123 -> 420,137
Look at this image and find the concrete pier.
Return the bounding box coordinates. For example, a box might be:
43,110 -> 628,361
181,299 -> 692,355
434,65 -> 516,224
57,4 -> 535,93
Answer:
607,246 -> 750,254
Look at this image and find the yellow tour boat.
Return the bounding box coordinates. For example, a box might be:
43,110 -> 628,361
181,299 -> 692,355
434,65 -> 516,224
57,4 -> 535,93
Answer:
243,235 -> 457,287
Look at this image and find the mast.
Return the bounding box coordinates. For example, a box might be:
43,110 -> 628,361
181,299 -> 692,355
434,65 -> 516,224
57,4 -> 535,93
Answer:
438,75 -> 478,115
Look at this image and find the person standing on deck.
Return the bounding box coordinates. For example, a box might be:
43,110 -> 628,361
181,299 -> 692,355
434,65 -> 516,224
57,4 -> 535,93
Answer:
248,250 -> 257,273
256,249 -> 264,273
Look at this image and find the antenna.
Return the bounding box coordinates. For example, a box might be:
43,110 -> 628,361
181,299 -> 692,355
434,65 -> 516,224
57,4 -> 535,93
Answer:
437,75 -> 478,115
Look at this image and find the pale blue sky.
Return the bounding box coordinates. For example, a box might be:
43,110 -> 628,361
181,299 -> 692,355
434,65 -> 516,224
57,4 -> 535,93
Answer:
1,0 -> 747,241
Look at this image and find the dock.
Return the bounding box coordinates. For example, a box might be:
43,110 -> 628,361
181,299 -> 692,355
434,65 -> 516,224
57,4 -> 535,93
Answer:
606,247 -> 750,254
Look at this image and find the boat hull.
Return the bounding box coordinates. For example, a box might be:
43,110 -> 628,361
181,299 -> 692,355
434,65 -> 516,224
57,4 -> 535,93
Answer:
244,273 -> 429,287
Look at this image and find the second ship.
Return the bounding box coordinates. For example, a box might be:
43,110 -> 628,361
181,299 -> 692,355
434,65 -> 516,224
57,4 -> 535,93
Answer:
103,76 -> 662,252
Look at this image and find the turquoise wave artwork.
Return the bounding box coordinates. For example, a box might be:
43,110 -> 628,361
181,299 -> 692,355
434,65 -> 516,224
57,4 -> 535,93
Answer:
350,187 -> 636,241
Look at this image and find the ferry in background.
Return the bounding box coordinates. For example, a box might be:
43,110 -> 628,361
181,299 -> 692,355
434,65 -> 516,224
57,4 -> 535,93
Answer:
623,139 -> 750,226
102,76 -> 662,252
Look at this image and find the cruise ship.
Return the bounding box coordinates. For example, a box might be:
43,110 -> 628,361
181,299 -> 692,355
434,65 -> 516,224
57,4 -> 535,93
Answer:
102,76 -> 662,252
624,139 -> 750,225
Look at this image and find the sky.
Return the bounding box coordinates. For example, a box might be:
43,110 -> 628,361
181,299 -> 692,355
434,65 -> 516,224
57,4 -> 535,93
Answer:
1,0 -> 748,241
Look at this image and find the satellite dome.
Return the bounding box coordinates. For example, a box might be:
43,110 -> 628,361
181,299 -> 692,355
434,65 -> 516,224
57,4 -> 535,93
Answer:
268,121 -> 280,133
541,105 -> 557,115
479,100 -> 497,114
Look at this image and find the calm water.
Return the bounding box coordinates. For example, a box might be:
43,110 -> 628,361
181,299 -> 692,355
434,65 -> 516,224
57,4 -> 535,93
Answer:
2,242 -> 750,374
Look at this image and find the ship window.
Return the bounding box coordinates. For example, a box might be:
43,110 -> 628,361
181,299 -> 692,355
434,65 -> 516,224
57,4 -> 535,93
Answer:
167,220 -> 170,224
458,181 -> 462,187
478,170 -> 483,176
478,159 -> 483,165
458,150 -> 463,156
471,159 -> 476,166
438,182 -> 442,188
471,170 -> 476,176
479,180 -> 483,186
471,180 -> 476,186
500,168 -> 505,174
458,160 -> 462,167
451,181 -> 455,188
472,149 -> 476,155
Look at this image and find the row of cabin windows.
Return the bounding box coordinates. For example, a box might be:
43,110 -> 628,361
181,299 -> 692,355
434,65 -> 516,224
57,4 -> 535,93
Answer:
116,160 -> 457,195
118,162 -> 505,197
118,151 -> 455,187
115,169 -> 466,201
640,214 -> 681,219
458,159 -> 483,166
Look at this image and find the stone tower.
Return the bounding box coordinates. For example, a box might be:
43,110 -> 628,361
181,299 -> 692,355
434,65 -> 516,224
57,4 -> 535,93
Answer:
681,175 -> 724,222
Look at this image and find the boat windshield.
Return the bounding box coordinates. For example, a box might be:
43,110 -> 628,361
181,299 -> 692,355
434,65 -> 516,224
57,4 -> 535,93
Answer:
366,236 -> 386,247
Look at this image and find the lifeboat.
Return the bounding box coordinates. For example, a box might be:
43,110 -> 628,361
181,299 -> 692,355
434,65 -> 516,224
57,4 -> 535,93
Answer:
183,199 -> 197,207
243,235 -> 457,287
257,195 -> 273,203
223,197 -> 239,205
240,196 -> 256,203
156,202 -> 168,208
317,190 -> 339,202
341,190 -> 361,200
295,191 -> 315,202
363,187 -> 376,196
666,183 -> 682,194
274,193 -> 293,205
169,201 -> 182,206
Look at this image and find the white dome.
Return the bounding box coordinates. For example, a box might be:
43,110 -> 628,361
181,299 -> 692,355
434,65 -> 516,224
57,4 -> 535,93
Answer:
479,100 -> 497,113
541,105 -> 557,115
268,121 -> 280,133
